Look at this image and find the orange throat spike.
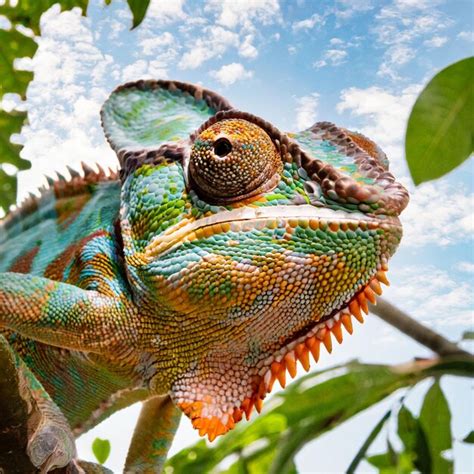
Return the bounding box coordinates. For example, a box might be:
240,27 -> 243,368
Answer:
174,271 -> 388,441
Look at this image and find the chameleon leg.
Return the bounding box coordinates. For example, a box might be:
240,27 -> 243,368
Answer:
0,335 -> 76,472
0,272 -> 136,353
124,395 -> 181,474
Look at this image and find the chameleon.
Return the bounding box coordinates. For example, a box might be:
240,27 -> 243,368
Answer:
0,79 -> 409,473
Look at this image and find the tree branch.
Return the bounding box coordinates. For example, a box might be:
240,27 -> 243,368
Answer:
369,298 -> 472,358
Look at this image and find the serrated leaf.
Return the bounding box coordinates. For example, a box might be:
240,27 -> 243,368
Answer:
127,0 -> 151,28
406,57 -> 474,185
419,381 -> 453,473
462,431 -> 474,443
92,438 -> 111,465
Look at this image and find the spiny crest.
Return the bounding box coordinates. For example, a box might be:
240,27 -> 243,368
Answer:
0,163 -> 118,241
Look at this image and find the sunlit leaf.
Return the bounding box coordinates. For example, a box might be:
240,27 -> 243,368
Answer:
0,30 -> 36,98
366,452 -> 396,470
0,170 -> 16,212
419,381 -> 453,473
397,405 -> 431,473
406,57 -> 474,185
462,431 -> 474,443
92,438 -> 111,465
0,110 -> 30,168
126,0 -> 151,28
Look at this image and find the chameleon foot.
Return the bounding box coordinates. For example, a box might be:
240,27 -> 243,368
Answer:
27,424 -> 76,473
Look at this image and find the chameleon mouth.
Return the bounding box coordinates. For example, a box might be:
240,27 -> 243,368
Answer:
177,269 -> 389,441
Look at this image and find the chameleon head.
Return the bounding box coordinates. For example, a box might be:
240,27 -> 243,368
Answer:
102,81 -> 409,441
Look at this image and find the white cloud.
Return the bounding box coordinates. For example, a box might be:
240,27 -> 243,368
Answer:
387,44 -> 416,66
142,0 -> 187,24
178,26 -> 239,69
239,34 -> 258,59
205,0 -> 281,30
334,0 -> 374,20
329,37 -> 345,46
400,181 -> 474,247
336,84 -> 420,168
385,265 -> 473,327
458,262 -> 474,274
288,45 -> 297,55
457,31 -> 472,41
295,93 -> 320,130
292,13 -> 325,31
423,35 -> 448,48
139,32 -> 176,56
210,63 -> 253,86
16,5 -> 124,198
373,1 -> 453,79
121,59 -> 169,82
313,49 -> 348,68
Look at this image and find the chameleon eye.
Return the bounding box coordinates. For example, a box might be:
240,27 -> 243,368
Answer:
190,118 -> 281,202
213,137 -> 232,157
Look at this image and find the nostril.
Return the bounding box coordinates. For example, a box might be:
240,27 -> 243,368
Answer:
213,138 -> 232,157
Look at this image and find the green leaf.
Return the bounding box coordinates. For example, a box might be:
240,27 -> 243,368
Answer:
419,381 -> 453,473
461,331 -> 474,340
346,409 -> 391,474
397,405 -> 431,473
367,452 -> 396,469
0,110 -> 30,169
127,0 -> 151,28
0,29 -> 37,98
406,57 -> 474,184
462,431 -> 474,443
92,438 -> 111,465
423,356 -> 474,378
0,169 -> 16,211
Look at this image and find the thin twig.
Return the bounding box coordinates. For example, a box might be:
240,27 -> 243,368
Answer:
369,298 -> 472,358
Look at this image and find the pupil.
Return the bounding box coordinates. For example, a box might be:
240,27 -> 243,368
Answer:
213,138 -> 232,157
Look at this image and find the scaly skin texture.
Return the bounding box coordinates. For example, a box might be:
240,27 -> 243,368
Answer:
0,80 -> 408,472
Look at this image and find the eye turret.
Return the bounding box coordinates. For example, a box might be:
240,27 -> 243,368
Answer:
189,119 -> 281,202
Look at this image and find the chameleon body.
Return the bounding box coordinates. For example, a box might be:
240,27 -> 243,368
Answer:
0,80 -> 409,472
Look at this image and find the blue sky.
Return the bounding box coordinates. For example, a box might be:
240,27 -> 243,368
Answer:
1,0 -> 473,471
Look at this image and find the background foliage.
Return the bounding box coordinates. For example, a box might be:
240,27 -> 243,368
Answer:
0,0 -> 147,211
